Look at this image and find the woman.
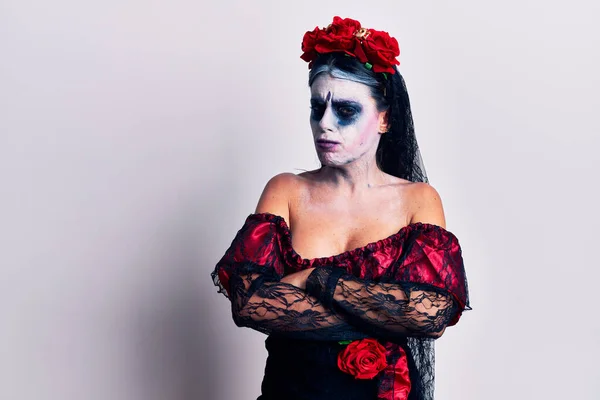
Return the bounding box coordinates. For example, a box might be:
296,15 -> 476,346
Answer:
211,16 -> 470,400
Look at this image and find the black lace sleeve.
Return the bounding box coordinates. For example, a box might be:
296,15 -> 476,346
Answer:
305,267 -> 458,340
226,263 -> 367,340
304,224 -> 470,341
211,214 -> 366,340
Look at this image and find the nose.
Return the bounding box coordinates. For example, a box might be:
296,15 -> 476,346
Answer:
318,103 -> 336,132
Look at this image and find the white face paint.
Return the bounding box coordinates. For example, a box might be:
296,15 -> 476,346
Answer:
309,74 -> 385,167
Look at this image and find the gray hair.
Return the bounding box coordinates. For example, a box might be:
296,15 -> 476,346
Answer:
308,63 -> 380,88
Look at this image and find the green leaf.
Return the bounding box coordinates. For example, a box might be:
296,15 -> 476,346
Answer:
338,340 -> 353,345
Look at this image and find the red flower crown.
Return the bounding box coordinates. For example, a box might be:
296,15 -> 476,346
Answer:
300,16 -> 400,75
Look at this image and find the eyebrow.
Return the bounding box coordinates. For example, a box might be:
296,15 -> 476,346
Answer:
310,97 -> 363,108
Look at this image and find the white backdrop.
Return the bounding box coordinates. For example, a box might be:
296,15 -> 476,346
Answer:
1,1 -> 599,399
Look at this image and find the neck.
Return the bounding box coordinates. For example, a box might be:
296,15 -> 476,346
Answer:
318,155 -> 389,194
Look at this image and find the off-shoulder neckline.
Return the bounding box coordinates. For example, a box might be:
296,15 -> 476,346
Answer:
247,212 -> 455,266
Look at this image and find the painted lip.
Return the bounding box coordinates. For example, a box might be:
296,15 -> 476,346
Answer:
316,139 -> 340,144
315,139 -> 340,152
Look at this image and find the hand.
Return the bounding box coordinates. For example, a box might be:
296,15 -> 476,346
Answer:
280,268 -> 315,290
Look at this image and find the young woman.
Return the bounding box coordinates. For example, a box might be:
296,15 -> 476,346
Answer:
211,16 -> 471,400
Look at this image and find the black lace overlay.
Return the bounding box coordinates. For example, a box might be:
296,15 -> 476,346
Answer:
303,267 -> 462,400
305,267 -> 459,340
229,262 -> 368,341
211,213 -> 470,400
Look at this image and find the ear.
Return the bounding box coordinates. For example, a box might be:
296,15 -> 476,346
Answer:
378,109 -> 390,134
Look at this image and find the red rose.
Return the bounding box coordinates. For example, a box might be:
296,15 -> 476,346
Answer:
299,16 -> 400,74
326,16 -> 362,37
300,26 -> 323,65
337,338 -> 388,379
315,16 -> 361,57
325,17 -> 360,37
361,30 -> 401,73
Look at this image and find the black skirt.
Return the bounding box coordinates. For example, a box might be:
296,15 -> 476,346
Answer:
257,335 -> 378,400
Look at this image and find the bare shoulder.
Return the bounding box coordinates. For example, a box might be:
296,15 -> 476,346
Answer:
407,182 -> 446,229
254,172 -> 301,226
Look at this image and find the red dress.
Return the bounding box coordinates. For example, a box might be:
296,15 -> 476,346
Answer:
212,212 -> 470,400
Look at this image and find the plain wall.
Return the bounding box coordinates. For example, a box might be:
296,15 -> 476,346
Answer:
1,0 -> 599,399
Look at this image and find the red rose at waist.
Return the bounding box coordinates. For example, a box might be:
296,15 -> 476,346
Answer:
337,338 -> 388,379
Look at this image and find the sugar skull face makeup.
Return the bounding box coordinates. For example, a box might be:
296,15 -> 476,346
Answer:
309,74 -> 387,166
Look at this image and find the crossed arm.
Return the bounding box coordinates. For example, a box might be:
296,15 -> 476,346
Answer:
228,173 -> 457,340
230,264 -> 457,340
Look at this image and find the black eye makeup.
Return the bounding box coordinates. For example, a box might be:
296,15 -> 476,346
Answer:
310,97 -> 363,126
333,101 -> 362,125
310,99 -> 326,120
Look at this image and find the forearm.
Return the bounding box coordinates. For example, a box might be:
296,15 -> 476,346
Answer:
305,267 -> 458,339
230,273 -> 366,340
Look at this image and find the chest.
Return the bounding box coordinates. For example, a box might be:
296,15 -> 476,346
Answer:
288,210 -> 410,260
288,178 -> 414,260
